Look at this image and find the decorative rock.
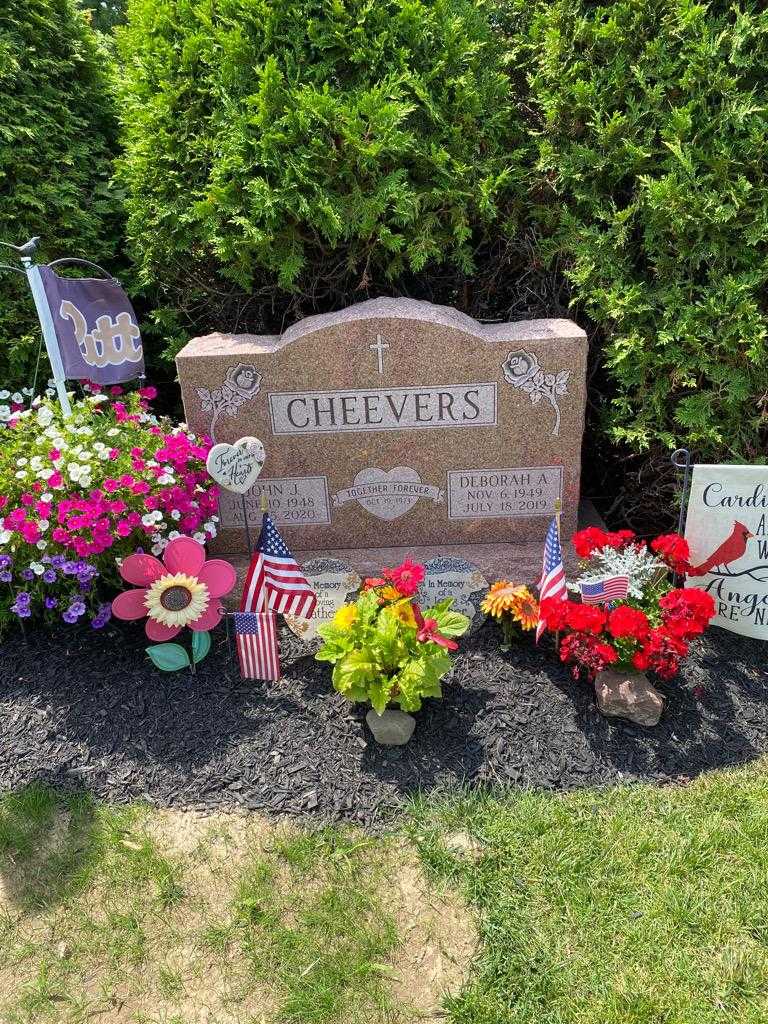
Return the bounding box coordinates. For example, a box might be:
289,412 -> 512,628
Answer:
365,707 -> 416,746
594,670 -> 664,727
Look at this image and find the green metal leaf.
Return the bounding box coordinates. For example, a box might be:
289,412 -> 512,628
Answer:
191,630 -> 211,664
146,643 -> 191,672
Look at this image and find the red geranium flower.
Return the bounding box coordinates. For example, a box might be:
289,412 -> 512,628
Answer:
651,533 -> 690,573
566,602 -> 607,634
607,605 -> 650,641
572,527 -> 637,558
539,596 -> 570,631
659,587 -> 716,638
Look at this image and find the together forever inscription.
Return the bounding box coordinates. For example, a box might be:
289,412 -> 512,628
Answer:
177,297 -> 587,553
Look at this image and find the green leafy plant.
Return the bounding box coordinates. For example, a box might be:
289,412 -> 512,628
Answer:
115,0 -> 520,357
518,0 -> 768,461
0,0 -> 122,387
316,560 -> 469,715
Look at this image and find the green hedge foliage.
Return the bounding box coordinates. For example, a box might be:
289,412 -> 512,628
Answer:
115,0 -> 522,339
525,0 -> 768,460
0,1 -> 121,387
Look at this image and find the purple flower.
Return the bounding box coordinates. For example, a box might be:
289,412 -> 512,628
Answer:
62,561 -> 79,575
44,597 -> 58,609
50,555 -> 66,569
69,600 -> 86,617
11,593 -> 31,617
0,554 -> 11,570
42,569 -> 57,584
90,603 -> 112,629
0,570 -> 11,584
62,609 -> 79,624
21,568 -> 34,581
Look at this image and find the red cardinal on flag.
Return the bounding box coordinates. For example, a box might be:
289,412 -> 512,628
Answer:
687,520 -> 753,577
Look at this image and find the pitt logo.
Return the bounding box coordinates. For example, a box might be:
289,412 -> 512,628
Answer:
59,300 -> 142,369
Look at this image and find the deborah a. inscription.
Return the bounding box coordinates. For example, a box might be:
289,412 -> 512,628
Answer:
269,382 -> 496,435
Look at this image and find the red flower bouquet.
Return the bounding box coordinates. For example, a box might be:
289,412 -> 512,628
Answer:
540,528 -> 716,683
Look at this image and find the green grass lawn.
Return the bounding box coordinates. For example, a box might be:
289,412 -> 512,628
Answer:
2,760 -> 768,1022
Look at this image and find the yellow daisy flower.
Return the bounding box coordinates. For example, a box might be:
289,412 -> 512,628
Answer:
333,603 -> 358,631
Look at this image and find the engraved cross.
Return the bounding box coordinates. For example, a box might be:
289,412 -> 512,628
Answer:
369,333 -> 389,375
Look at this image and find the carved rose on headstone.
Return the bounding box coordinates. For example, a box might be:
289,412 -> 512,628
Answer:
502,349 -> 569,437
197,362 -> 262,440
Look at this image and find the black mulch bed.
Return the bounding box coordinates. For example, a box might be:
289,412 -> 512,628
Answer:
1,620 -> 767,827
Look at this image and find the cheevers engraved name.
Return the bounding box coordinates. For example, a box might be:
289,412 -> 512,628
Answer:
269,383 -> 497,435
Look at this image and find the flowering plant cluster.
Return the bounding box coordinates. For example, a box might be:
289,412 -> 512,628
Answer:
315,558 -> 470,714
481,581 -> 539,644
540,527 -> 715,680
0,388 -> 219,631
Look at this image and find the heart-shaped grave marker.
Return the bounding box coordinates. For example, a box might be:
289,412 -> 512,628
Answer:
206,436 -> 266,494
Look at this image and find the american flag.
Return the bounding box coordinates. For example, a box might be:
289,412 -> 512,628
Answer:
233,610 -> 280,680
242,513 -> 318,619
536,516 -> 567,643
578,575 -> 630,605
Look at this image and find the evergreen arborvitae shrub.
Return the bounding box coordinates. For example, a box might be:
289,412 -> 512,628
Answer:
0,0 -> 120,387
527,0 -> 768,461
116,0 -> 523,348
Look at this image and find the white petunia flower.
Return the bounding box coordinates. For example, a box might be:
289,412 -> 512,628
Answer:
0,405 -> 11,421
30,562 -> 45,576
0,390 -> 9,400
36,540 -> 48,550
170,510 -> 181,521
37,408 -> 54,430
106,428 -> 119,437
11,392 -> 22,404
17,458 -> 27,467
0,530 -> 11,544
15,471 -> 26,480
193,532 -> 206,544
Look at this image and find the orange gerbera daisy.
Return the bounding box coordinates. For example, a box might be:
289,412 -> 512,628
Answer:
509,586 -> 539,631
481,580 -> 528,619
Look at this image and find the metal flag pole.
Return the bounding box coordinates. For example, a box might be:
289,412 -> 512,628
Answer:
671,448 -> 693,537
671,447 -> 694,586
242,493 -> 253,555
2,238 -> 74,418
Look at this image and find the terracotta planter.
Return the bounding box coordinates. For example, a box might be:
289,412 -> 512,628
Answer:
594,669 -> 664,727
365,707 -> 416,746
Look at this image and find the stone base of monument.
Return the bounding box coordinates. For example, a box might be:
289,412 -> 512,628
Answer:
222,499 -> 603,607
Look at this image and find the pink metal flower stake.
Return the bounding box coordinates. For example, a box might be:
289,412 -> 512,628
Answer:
112,536 -> 236,672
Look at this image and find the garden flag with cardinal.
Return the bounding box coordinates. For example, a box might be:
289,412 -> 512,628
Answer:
684,464 -> 768,639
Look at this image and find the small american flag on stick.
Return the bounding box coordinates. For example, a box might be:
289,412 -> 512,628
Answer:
578,575 -> 630,605
536,512 -> 567,643
242,513 -> 318,619
234,610 -> 280,680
